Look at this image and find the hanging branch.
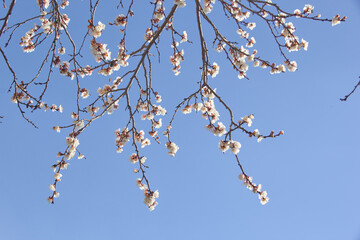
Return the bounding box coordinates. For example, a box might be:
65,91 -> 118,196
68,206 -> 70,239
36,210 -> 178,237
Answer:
0,0 -> 16,38
340,77 -> 360,101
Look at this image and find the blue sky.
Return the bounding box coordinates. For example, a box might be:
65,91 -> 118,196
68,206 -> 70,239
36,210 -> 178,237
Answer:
0,0 -> 360,239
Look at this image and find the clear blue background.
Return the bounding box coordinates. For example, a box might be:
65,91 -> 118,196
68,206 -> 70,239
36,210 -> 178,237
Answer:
0,0 -> 359,239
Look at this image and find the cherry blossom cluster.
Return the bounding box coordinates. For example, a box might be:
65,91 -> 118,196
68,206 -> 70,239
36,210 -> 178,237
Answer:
218,140 -> 241,154
238,174 -> 269,205
332,15 -> 346,26
90,39 -> 111,63
167,22 -> 187,76
172,80 -> 286,206
136,179 -> 159,211
144,28 -> 154,43
206,122 -> 226,137
137,92 -> 167,123
114,126 -> 158,210
47,133 -> 83,204
129,153 -> 147,164
58,13 -> 70,30
134,130 -> 151,148
36,0 -> 50,9
165,141 -> 180,156
64,136 -> 80,160
202,1 -> 346,81
57,61 -> 74,79
76,65 -> 94,78
117,42 -> 130,67
227,1 -> 251,22
60,0 -> 69,9
86,105 -> 100,117
10,83 -> 63,115
19,26 -> 39,53
114,14 -> 127,27
203,0 -> 215,14
152,3 -> 165,23
89,21 -> 105,38
20,1 -> 71,53
207,62 -> 220,78
169,49 -> 184,76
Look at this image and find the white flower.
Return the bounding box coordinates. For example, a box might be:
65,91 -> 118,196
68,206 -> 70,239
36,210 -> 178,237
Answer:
180,31 -> 188,43
65,148 -> 76,160
229,140 -> 241,154
331,15 -> 341,26
53,126 -> 61,133
301,39 -> 309,51
49,184 -> 56,191
238,174 -> 245,181
66,137 -> 79,148
215,43 -> 226,52
192,103 -> 203,111
181,105 -> 192,114
144,28 -> 153,42
89,21 -> 105,38
152,119 -> 162,129
140,156 -> 146,164
53,191 -> 60,198
136,178 -> 147,191
114,14 -> 126,27
213,122 -> 226,137
218,140 -> 229,152
208,62 -> 220,78
58,47 -> 65,55
129,153 -> 138,164
260,196 -> 269,205
141,138 -> 151,148
166,142 -> 179,157
239,114 -> 254,127
247,22 -> 256,30
285,60 -> 297,72
246,37 -> 256,48
39,102 -> 45,109
174,0 -> 186,7
36,0 -> 49,9
149,202 -> 158,211
294,9 -> 301,17
303,4 -> 314,14
53,173 -> 62,180
81,89 -> 90,99
278,64 -> 286,72
144,194 -> 156,206
259,191 -> 268,199
203,0 -> 215,14
155,95 -> 162,103
153,190 -> 159,198
73,120 -> 84,131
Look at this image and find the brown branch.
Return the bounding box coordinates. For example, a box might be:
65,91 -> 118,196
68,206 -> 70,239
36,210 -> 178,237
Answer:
0,0 -> 15,38
340,77 -> 360,101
